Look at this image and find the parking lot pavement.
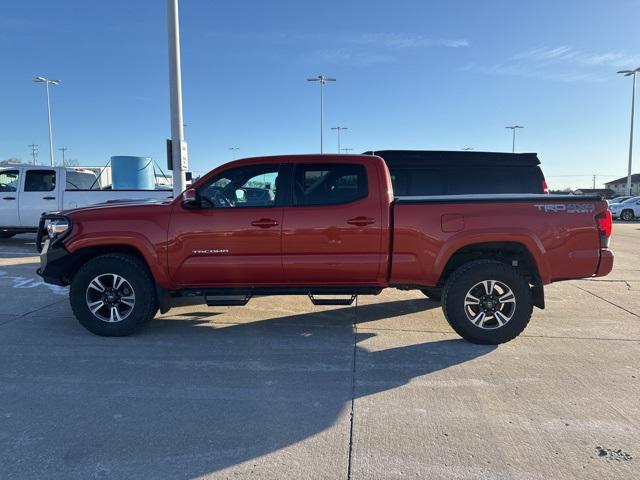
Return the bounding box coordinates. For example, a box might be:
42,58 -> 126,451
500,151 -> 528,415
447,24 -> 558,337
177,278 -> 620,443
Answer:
0,228 -> 638,479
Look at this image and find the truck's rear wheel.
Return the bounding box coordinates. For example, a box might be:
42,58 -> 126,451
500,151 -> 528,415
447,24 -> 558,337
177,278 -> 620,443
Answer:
442,260 -> 532,345
70,253 -> 157,336
420,287 -> 442,301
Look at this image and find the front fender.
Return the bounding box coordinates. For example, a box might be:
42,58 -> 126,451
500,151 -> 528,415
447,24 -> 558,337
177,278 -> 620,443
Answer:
64,232 -> 170,287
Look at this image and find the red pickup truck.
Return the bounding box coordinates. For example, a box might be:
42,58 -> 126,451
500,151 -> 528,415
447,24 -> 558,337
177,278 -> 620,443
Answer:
38,154 -> 613,344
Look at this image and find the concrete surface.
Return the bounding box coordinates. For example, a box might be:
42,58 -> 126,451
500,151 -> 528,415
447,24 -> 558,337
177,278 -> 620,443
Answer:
0,225 -> 638,479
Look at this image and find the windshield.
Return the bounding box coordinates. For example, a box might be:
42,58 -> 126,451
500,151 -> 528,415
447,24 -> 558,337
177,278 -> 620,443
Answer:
620,197 -> 638,204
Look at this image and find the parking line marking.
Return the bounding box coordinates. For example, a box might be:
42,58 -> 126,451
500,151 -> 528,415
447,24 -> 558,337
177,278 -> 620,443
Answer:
573,284 -> 640,319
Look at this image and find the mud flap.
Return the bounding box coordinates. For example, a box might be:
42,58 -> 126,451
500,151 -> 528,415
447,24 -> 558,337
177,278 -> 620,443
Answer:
531,284 -> 545,309
156,285 -> 172,314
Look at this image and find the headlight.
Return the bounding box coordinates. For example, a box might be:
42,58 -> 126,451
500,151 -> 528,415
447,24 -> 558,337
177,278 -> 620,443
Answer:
46,220 -> 69,239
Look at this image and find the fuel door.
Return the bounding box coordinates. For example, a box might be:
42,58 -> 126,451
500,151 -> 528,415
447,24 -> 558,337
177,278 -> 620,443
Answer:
441,214 -> 464,233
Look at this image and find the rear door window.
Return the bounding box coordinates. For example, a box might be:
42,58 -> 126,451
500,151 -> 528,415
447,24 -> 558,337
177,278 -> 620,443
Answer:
24,170 -> 56,192
294,163 -> 368,206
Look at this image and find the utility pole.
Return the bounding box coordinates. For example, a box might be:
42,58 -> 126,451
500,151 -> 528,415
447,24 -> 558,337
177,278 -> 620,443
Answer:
33,76 -> 60,166
592,175 -> 596,190
505,125 -> 524,153
58,147 -> 68,165
228,147 -> 240,159
167,0 -> 188,197
307,75 -> 336,153
618,67 -> 640,196
28,144 -> 39,165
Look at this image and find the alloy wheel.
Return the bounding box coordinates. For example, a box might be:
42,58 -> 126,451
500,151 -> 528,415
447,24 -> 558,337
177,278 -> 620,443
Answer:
85,273 -> 136,323
463,280 -> 516,330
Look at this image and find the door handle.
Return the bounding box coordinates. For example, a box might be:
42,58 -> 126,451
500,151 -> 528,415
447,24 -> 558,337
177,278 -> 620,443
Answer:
2,196 -> 16,200
347,216 -> 375,226
251,218 -> 279,228
43,197 -> 56,200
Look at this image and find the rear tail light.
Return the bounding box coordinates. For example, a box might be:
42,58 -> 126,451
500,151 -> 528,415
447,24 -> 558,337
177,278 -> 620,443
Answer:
596,210 -> 612,247
541,180 -> 549,194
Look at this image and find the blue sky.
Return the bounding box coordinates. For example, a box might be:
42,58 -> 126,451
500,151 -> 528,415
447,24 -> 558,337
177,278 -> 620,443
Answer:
1,0 -> 639,189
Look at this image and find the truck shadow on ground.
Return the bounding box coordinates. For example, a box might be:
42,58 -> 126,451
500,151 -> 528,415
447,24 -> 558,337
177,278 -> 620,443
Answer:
106,299 -> 495,478
3,298 -> 496,479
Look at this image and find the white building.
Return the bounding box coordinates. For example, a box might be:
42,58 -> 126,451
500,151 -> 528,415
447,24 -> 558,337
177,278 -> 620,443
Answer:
604,174 -> 640,196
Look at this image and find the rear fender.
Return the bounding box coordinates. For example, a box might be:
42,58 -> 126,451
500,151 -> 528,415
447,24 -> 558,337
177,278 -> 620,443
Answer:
434,229 -> 550,284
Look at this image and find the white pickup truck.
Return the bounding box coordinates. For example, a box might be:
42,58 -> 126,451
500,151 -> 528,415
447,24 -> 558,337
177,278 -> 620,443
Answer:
0,165 -> 172,238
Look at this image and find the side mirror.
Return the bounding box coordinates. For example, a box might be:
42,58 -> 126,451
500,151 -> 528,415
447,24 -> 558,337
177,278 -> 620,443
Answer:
182,188 -> 199,208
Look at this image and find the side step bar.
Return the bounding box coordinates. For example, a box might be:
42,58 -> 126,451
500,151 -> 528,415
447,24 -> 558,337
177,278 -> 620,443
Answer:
205,294 -> 252,307
169,286 -> 382,310
308,294 -> 357,306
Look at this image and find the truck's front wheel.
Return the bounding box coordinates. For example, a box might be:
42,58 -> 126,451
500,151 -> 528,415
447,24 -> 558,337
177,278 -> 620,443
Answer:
442,260 -> 532,345
70,253 -> 157,336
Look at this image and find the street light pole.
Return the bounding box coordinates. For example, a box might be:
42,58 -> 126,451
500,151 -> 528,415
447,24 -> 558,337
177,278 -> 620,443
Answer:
505,125 -> 524,153
331,126 -> 348,153
307,75 -> 336,153
618,67 -> 640,196
168,0 -> 188,197
228,147 -> 240,159
34,76 -> 60,167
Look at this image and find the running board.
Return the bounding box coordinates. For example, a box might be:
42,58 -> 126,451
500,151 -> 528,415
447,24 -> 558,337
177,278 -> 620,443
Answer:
308,293 -> 357,306
205,294 -> 252,307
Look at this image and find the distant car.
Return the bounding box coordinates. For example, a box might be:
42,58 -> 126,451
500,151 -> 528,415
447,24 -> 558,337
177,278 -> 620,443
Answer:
609,196 -> 640,221
608,196 -> 633,205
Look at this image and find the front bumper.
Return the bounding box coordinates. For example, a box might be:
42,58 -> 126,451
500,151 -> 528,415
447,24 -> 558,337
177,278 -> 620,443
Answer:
36,213 -> 73,286
37,238 -> 72,286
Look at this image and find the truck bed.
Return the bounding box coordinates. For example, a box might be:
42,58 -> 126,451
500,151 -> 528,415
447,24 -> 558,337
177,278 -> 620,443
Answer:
390,194 -> 607,286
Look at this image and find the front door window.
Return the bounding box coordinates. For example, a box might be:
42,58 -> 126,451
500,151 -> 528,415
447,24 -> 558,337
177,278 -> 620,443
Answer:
199,165 -> 281,209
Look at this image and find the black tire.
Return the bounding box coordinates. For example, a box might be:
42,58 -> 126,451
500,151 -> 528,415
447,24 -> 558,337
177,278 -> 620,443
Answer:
621,209 -> 634,221
441,260 -> 533,345
70,253 -> 157,336
420,287 -> 442,301
0,232 -> 16,239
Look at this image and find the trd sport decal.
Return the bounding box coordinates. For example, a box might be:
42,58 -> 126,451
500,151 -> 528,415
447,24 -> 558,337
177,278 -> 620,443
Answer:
533,204 -> 595,213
